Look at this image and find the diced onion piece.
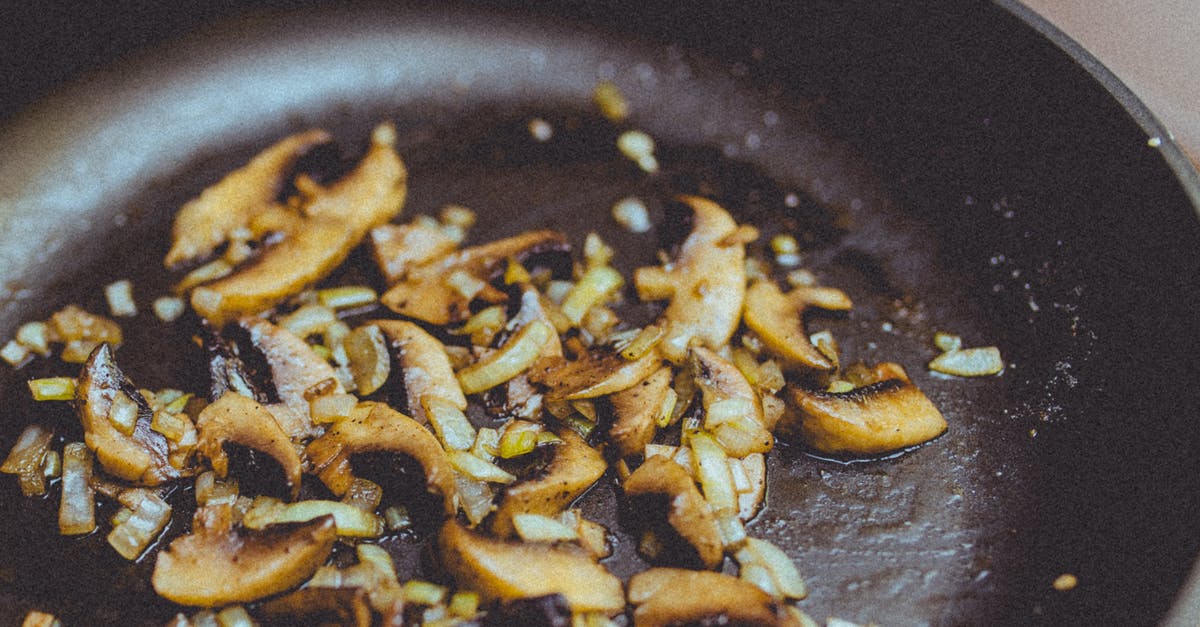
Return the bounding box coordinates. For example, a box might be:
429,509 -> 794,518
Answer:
310,393 -> 358,424
345,324 -> 391,395
633,266 -> 675,301
504,258 -> 532,285
175,259 -> 233,293
195,471 -> 239,506
384,505 -> 413,531
770,234 -> 799,256
560,266 -> 623,326
498,421 -> 541,459
280,304 -> 338,339
929,346 -> 1004,377
423,396 -> 477,451
59,340 -> 98,364
242,497 -> 383,538
215,605 -> 255,627
584,232 -> 614,268
17,321 -> 51,356
612,197 -> 651,233
808,330 -> 839,369
826,380 -> 855,393
341,478 -> 384,512
151,409 -> 190,442
105,280 -> 138,317
448,591 -> 480,618
656,387 -> 679,428
593,80 -> 629,122
28,377 -> 77,401
440,204 -> 477,229
619,323 -> 665,361
734,537 -> 808,600
758,360 -> 785,393
791,286 -> 853,311
446,270 -> 486,301
107,492 -> 171,560
705,397 -> 756,429
461,305 -> 507,346
403,580 -> 448,606
59,442 -> 96,535
149,296 -> 185,323
20,611 -> 60,627
715,511 -> 747,550
689,431 -> 737,514
471,428 -> 501,462
2,424 -> 54,496
454,474 -> 496,525
617,130 -> 658,173
41,450 -> 61,478
512,513 -> 578,543
447,450 -> 517,484
934,332 -> 963,352
317,285 -> 379,310
456,321 -> 554,395
1,340 -> 31,367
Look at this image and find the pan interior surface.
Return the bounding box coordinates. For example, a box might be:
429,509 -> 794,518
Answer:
1,3 -> 1199,626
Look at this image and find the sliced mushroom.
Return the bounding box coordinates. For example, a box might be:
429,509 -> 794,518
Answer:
636,196 -> 746,363
370,222 -> 458,285
75,344 -> 184,485
164,129 -> 332,269
783,362 -> 947,456
380,230 -> 570,325
528,347 -> 662,401
628,568 -> 800,627
373,319 -> 467,424
743,280 -> 834,371
151,503 -> 337,607
258,587 -> 372,627
490,427 -> 607,537
624,455 -> 723,570
693,346 -> 772,457
305,401 -> 457,515
437,520 -> 625,614
191,123 -> 407,324
195,392 -> 303,500
237,316 -> 344,440
606,366 -> 672,459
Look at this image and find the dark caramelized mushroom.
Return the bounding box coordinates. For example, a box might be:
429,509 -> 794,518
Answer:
373,319 -> 467,424
692,346 -> 773,457
75,344 -> 185,484
606,366 -> 672,459
528,348 -> 662,402
628,568 -> 801,627
624,456 -> 724,570
490,427 -> 607,537
151,504 -> 337,607
195,392 -> 303,500
258,586 -> 372,627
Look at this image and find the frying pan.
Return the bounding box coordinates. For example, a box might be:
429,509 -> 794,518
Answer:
2,1 -> 1199,625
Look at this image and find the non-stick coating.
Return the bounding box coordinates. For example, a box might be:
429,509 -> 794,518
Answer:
2,2 -> 1199,626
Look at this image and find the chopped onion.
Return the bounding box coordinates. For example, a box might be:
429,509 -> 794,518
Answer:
447,450 -> 516,484
175,259 -> 233,293
498,421 -> 541,459
195,471 -> 239,507
446,269 -> 486,300
1,340 -> 31,368
583,232 -> 615,269
280,303 -> 338,339
617,130 -> 658,173
107,492 -> 171,560
593,80 -> 629,122
317,285 -> 379,310
215,605 -> 255,627
934,331 -> 963,352
513,513 -> 577,543
310,393 -> 358,424
424,397 -> 477,451
448,591 -> 480,618
20,610 -> 60,627
242,496 -> 383,538
619,324 -> 665,361
689,431 -> 737,514
454,474 -> 495,525
105,279 -> 138,317
633,265 -> 675,301
456,320 -> 553,395
150,409 -> 190,442
792,286 -> 853,311
28,377 -> 77,401
612,197 -> 651,233
153,296 -> 186,322
17,321 -> 51,356
403,580 -> 448,606
470,427 -> 501,462
384,505 -> 413,531
345,324 -> 391,395
560,266 -> 623,326
341,478 -> 384,512
1,424 -> 54,496
59,442 -> 96,536
734,537 -> 808,600
929,346 -> 1005,377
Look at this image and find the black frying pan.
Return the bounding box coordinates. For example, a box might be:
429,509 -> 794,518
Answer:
2,2 -> 1199,625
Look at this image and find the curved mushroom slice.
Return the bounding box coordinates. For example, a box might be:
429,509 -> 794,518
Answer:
437,520 -> 625,614
151,503 -> 337,607
373,319 -> 467,423
165,129 -> 332,269
693,347 -> 772,457
237,316 -> 343,440
606,366 -> 672,459
195,392 -> 303,500
370,222 -> 458,285
258,587 -> 372,627
528,347 -> 662,402
305,401 -> 457,516
191,123 -> 407,324
628,568 -> 800,627
783,363 -> 947,456
490,427 -> 607,537
380,230 -> 570,325
76,344 -> 185,485
636,196 -> 746,363
743,280 -> 834,371
624,456 -> 724,570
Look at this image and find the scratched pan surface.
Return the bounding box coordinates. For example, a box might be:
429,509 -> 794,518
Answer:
2,2 -> 1200,626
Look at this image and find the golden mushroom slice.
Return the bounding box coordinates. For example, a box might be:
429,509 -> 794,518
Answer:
373,319 -> 467,423
75,344 -> 185,485
191,123 -> 407,324
195,392 -> 303,500
490,427 -> 607,537
783,362 -> 947,456
380,229 -> 570,325
624,456 -> 724,570
528,347 -> 663,401
606,366 -> 672,459
693,346 -> 772,457
743,280 -> 835,371
437,520 -> 625,614
165,128 -> 332,269
628,568 -> 801,627
305,401 -> 457,516
151,503 -> 337,607
636,195 -> 746,363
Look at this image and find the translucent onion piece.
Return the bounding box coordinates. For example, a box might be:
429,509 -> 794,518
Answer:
59,443 -> 96,535
734,537 -> 808,600
424,397 -> 477,451
689,432 -> 737,514
512,513 -> 578,543
560,266 -> 623,326
929,346 -> 1005,377
1,424 -> 54,496
456,321 -> 553,395
242,497 -> 383,538
447,451 -> 517,484
345,324 -> 391,395
107,492 -> 172,560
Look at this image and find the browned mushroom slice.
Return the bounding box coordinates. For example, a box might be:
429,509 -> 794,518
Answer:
743,280 -> 834,371
437,520 -> 625,614
165,129 -> 332,269
191,123 -> 407,324
151,503 -> 336,607
75,344 -> 184,485
373,319 -> 467,424
236,316 -> 343,440
305,401 -> 456,515
528,347 -> 662,401
490,427 -> 607,537
783,363 -> 947,456
380,230 -> 570,325
636,196 -> 746,363
624,456 -> 723,570
693,346 -> 772,457
370,222 -> 458,285
628,568 -> 801,627
258,587 -> 372,627
195,392 -> 303,500
606,366 -> 672,458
